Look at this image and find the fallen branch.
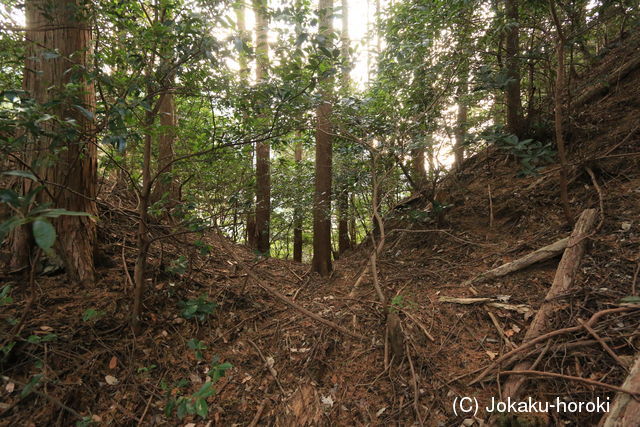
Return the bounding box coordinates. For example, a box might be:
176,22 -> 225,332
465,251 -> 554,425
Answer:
579,319 -> 628,373
216,232 -> 367,341
487,309 -> 516,349
248,339 -> 286,394
463,237 -> 570,286
440,296 -> 493,304
499,370 -> 640,397
439,296 -> 533,318
469,306 -> 635,385
398,307 -> 435,342
248,398 -> 269,427
572,55 -> 640,108
585,167 -> 605,233
502,209 -> 597,398
600,354 -> 640,426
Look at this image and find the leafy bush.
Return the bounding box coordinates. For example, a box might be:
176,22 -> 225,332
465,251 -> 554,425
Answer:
178,295 -> 216,321
0,171 -> 92,255
480,128 -> 555,176
164,358 -> 232,420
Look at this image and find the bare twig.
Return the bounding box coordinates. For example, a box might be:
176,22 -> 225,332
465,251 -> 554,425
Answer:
498,370 -> 640,397
469,306 -> 636,385
248,397 -> 269,427
216,233 -> 366,341
247,339 -> 285,394
579,319 -> 629,373
585,167 -> 605,232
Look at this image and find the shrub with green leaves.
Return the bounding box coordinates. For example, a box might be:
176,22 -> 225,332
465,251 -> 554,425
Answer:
164,358 -> 232,420
494,134 -> 555,176
0,171 -> 93,256
178,295 -> 216,321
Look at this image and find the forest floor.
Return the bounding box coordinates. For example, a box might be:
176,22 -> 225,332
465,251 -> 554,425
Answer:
1,35 -> 640,427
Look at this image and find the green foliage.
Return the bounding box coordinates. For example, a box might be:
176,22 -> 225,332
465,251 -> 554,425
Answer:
26,334 -> 58,344
0,285 -> 13,305
137,364 -> 157,374
82,308 -> 105,323
208,357 -> 233,383
492,132 -> 555,176
178,295 -> 216,321
163,358 -> 232,420
0,171 -> 92,255
166,255 -> 188,275
187,338 -> 207,360
20,374 -> 43,398
620,296 -> 640,304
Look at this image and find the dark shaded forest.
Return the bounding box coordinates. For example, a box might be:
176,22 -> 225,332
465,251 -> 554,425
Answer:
1,0 -> 639,425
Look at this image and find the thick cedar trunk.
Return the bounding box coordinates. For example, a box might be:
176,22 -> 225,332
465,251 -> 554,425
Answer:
151,88 -> 177,205
293,140 -> 303,262
253,0 -> 270,255
16,0 -> 97,284
311,0 -> 334,276
505,0 -> 523,137
312,100 -> 333,276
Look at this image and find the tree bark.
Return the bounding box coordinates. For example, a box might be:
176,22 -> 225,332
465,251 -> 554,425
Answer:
502,209 -> 597,399
337,0 -> 351,256
234,0 -> 256,248
600,354 -> 640,426
411,147 -> 428,191
151,87 -> 177,205
337,189 -> 350,255
505,0 -> 523,137
464,236 -> 570,285
253,0 -> 271,256
454,90 -> 467,170
311,0 -> 334,276
17,0 -> 98,284
549,0 -> 573,225
293,139 -> 303,262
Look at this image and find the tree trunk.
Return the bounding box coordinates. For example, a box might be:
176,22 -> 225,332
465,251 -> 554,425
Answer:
600,354 -> 640,426
132,108 -> 156,330
253,0 -> 271,256
235,0 -> 256,248
293,139 -> 303,262
18,0 -> 97,284
349,193 -> 357,245
454,79 -> 468,170
337,0 -> 351,256
311,0 -> 334,276
337,189 -> 350,255
411,147 -> 427,191
151,87 -> 177,205
505,0 -> 523,137
549,0 -> 573,225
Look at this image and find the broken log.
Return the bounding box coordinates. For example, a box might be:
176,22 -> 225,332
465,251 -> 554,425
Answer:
501,209 -> 597,398
572,54 -> 640,108
463,237 -> 570,286
599,355 -> 640,427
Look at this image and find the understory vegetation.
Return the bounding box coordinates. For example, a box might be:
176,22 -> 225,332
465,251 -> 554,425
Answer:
1,0 -> 639,425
